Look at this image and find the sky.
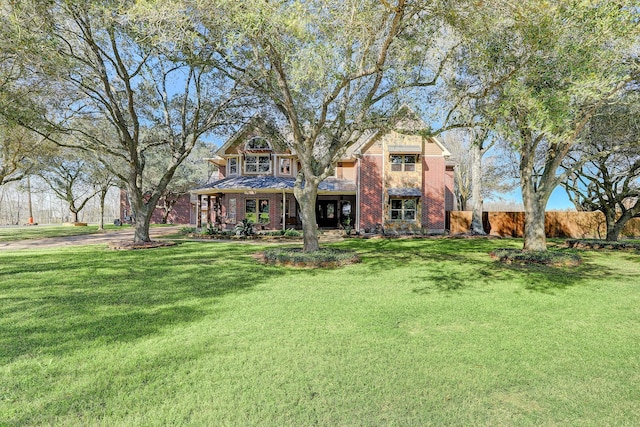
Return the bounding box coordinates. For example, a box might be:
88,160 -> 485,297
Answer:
501,187 -> 576,211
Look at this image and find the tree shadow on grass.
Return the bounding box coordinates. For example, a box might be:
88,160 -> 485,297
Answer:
337,238 -> 626,295
0,242 -> 285,364
336,238 -> 501,271
412,267 -> 500,294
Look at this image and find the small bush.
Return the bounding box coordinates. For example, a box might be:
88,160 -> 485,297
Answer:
235,219 -> 255,237
260,230 -> 285,237
284,228 -> 302,237
180,226 -> 197,234
490,248 -> 582,267
262,247 -> 360,267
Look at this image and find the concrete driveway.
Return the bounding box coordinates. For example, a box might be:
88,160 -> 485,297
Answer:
0,226 -> 183,251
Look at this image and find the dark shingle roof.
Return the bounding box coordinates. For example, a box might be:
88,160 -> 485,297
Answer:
195,176 -> 356,193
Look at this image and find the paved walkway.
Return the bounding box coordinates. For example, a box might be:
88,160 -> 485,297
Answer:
0,226 -> 183,251
0,226 -> 348,250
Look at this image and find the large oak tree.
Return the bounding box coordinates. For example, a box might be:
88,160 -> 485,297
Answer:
446,0 -> 639,250
3,0 -> 241,242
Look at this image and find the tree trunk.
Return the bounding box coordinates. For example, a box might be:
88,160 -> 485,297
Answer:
98,189 -> 107,230
605,222 -> 623,242
470,142 -> 485,235
71,209 -> 79,223
605,209 -> 636,242
133,210 -> 152,242
522,183 -> 548,251
129,190 -> 153,242
294,183 -> 320,252
161,198 -> 176,224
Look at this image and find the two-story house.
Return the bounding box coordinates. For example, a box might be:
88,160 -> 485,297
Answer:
191,114 -> 455,234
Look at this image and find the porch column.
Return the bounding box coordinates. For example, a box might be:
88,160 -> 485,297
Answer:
207,195 -> 212,226
282,190 -> 286,231
197,195 -> 202,228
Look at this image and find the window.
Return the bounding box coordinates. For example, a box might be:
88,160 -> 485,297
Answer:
390,198 -> 417,221
245,137 -> 271,150
390,155 -> 417,172
245,199 -> 270,224
279,158 -> 291,175
245,199 -> 257,223
258,199 -> 270,224
245,155 -> 271,173
228,158 -> 238,175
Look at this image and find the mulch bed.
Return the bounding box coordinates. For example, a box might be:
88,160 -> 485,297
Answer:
565,239 -> 640,250
254,248 -> 361,268
107,240 -> 177,250
489,248 -> 583,267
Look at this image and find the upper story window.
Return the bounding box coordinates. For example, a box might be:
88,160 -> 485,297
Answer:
245,137 -> 272,151
244,137 -> 272,174
245,154 -> 271,173
228,158 -> 238,175
279,158 -> 291,175
390,155 -> 417,172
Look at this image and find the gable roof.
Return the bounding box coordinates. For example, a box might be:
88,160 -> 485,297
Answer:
215,105 -> 451,161
216,116 -> 288,156
350,105 -> 451,157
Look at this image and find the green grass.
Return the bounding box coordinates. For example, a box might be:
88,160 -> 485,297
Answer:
0,224 -> 128,242
1,239 -> 639,426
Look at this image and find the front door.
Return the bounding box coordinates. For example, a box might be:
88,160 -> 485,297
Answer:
316,200 -> 338,228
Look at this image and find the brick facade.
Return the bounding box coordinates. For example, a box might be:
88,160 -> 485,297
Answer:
186,115 -> 453,234
422,156 -> 446,232
120,190 -> 194,225
359,155 -> 383,231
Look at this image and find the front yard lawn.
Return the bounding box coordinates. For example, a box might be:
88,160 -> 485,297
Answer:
0,224 -> 126,242
1,239 -> 638,425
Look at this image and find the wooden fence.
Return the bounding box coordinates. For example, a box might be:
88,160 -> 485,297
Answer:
447,211 -> 640,239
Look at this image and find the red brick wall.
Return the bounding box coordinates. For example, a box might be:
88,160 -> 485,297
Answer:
120,190 -> 193,224
228,193 -> 285,230
422,157 -> 446,231
359,155 -> 383,230
445,165 -> 455,212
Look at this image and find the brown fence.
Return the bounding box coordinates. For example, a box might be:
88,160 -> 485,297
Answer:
448,211 -> 640,239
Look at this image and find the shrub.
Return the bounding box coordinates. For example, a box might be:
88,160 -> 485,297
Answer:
284,228 -> 302,237
235,219 -> 255,237
261,230 -> 285,237
180,226 -> 197,234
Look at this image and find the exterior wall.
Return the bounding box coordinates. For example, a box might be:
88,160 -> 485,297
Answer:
217,192 -> 297,230
424,140 -> 444,156
336,161 -> 356,181
445,165 -> 455,212
382,132 -> 423,233
359,155 -> 383,231
358,130 -> 450,234
119,190 -> 194,225
422,156 -> 446,232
